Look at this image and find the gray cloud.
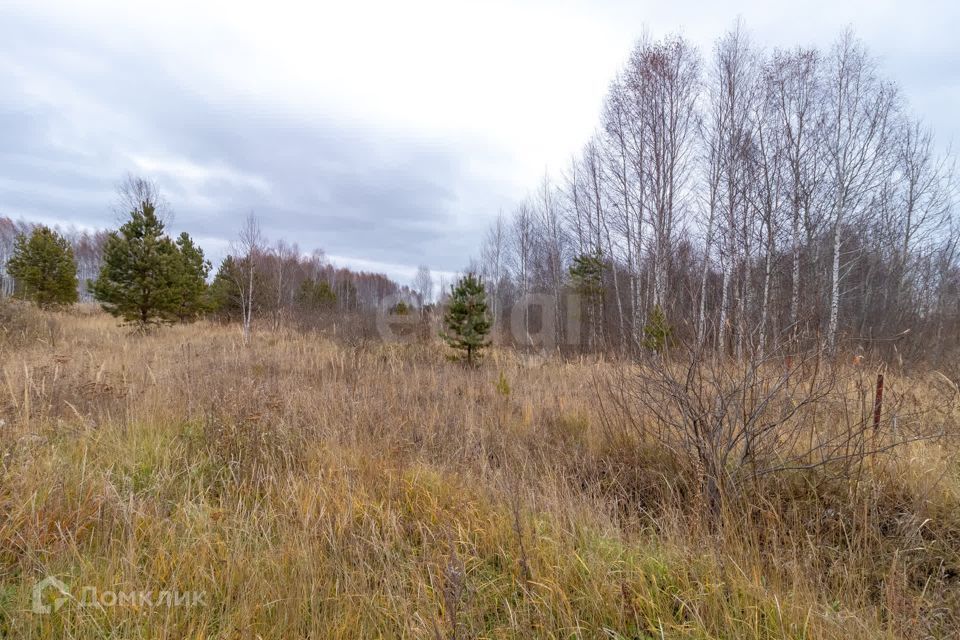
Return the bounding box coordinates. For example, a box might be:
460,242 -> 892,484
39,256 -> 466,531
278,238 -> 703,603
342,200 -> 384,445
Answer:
0,6 -> 516,281
0,1 -> 957,284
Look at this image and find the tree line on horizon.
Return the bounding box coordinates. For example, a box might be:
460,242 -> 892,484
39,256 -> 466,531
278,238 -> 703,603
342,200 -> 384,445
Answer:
0,181 -> 495,362
0,177 -> 416,332
476,25 -> 959,364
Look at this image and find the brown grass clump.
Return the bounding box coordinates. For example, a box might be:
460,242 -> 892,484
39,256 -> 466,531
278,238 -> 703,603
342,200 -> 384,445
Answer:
0,309 -> 958,638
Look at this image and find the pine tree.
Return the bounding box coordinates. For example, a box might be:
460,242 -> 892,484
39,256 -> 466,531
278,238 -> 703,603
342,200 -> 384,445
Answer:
569,251 -> 605,348
441,274 -> 491,365
390,300 -> 411,316
209,255 -> 270,321
568,251 -> 604,299
642,304 -> 673,352
294,277 -> 337,311
90,201 -> 182,329
208,256 -> 243,319
6,226 -> 79,308
173,232 -> 211,322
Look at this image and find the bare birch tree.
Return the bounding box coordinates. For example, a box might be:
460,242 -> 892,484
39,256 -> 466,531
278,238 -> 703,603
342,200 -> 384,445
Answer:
232,213 -> 264,342
114,174 -> 172,223
767,48 -> 825,334
823,30 -> 898,350
413,264 -> 434,307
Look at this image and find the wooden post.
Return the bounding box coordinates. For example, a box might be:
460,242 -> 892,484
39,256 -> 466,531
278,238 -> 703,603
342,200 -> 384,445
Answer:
872,372 -> 884,431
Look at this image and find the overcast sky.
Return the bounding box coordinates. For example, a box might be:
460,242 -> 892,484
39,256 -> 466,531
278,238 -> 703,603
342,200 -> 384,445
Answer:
1,0 -> 957,284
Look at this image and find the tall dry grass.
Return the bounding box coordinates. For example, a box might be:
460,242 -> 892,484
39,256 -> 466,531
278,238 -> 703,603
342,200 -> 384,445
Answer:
0,304 -> 958,638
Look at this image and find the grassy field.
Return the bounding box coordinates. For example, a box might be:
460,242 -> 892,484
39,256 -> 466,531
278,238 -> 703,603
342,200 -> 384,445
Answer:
1,306 -> 959,638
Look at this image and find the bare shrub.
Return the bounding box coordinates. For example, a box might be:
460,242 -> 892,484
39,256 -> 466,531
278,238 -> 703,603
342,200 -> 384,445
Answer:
598,340 -> 946,515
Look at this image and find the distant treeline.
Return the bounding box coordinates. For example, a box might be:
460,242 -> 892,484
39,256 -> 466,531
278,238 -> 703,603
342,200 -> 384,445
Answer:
0,214 -> 411,319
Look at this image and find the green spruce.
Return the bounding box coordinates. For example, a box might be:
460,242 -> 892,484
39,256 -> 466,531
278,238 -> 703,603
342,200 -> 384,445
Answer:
91,201 -> 205,329
295,277 -> 337,312
568,251 -> 604,300
642,304 -> 673,353
441,273 -> 491,365
7,226 -> 79,308
173,232 -> 212,322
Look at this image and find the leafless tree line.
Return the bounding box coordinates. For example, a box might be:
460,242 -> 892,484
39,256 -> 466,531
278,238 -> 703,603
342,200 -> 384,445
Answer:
217,214 -> 414,339
478,25 -> 958,365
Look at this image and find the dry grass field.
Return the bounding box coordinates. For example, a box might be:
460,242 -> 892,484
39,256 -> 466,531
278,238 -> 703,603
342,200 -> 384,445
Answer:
1,304 -> 959,638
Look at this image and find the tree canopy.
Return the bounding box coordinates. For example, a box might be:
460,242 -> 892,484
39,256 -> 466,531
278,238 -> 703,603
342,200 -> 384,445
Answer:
173,232 -> 212,322
91,201 -> 208,328
7,226 -> 79,308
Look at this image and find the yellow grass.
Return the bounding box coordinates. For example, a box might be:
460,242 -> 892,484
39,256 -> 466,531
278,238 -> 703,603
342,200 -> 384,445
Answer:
0,306 -> 958,638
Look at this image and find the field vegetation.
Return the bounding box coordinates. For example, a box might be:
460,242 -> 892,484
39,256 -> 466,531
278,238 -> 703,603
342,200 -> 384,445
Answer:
1,304 -> 958,639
